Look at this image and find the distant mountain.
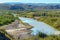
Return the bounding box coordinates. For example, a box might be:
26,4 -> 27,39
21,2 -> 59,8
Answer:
0,2 -> 60,11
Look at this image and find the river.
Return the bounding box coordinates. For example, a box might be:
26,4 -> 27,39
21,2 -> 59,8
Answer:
19,17 -> 60,35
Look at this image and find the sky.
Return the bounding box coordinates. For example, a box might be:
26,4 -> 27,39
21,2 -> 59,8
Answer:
0,0 -> 60,3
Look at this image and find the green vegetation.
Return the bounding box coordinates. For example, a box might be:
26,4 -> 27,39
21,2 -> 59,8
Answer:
0,13 -> 15,26
18,32 -> 60,40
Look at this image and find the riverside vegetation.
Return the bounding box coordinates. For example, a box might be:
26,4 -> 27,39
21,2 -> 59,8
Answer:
16,10 -> 60,40
0,10 -> 60,40
17,10 -> 60,30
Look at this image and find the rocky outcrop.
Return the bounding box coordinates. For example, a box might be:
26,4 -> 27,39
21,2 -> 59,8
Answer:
4,20 -> 32,40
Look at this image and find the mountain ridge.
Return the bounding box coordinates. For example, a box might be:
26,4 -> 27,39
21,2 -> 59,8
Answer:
0,2 -> 60,11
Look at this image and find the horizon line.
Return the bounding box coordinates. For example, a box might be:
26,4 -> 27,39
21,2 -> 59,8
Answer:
0,2 -> 60,4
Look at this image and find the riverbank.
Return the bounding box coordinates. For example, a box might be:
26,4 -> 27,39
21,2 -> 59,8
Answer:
16,10 -> 60,31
